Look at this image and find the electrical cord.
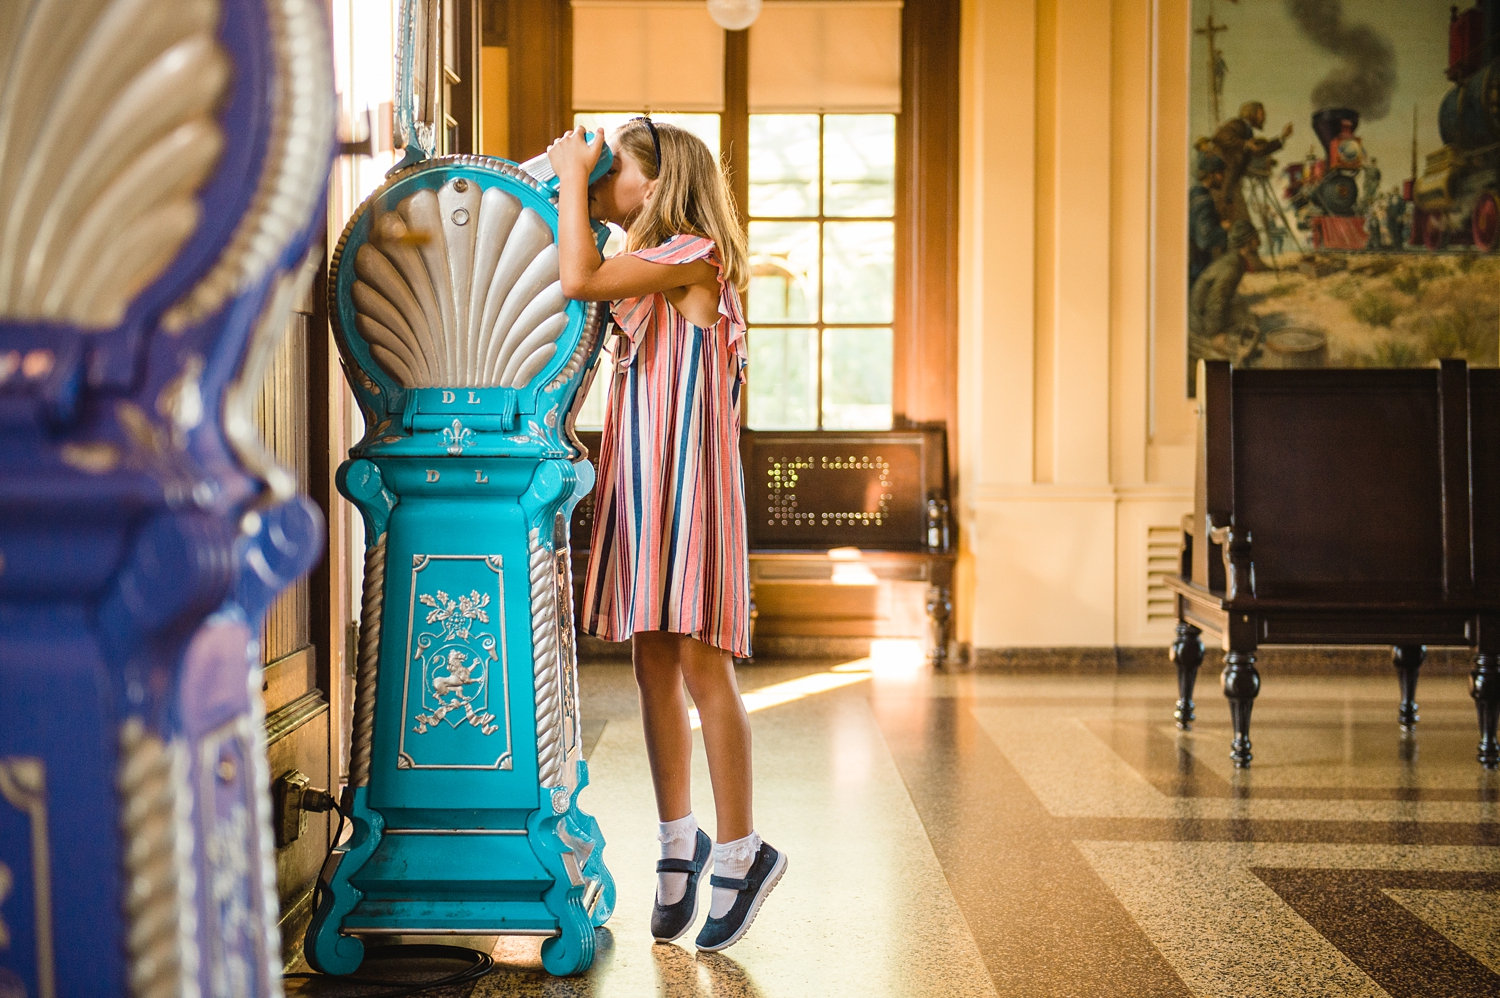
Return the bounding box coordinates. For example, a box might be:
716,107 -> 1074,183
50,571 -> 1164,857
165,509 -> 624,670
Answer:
283,944 -> 494,997
283,791 -> 496,996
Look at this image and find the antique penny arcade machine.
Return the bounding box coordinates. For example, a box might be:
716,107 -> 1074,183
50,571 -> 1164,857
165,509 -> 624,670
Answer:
304,0 -> 616,977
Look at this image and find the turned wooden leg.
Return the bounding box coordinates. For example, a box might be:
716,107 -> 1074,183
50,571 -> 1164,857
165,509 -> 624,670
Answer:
1222,649 -> 1260,768
1392,644 -> 1424,732
1472,650 -> 1500,769
926,580 -> 953,669
1170,621 -> 1204,729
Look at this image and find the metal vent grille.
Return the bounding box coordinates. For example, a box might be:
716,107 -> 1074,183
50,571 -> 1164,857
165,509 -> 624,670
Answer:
1145,524 -> 1181,625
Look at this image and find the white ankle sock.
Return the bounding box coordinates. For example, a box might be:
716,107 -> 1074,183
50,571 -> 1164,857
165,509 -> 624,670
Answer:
656,814 -> 699,905
708,831 -> 761,918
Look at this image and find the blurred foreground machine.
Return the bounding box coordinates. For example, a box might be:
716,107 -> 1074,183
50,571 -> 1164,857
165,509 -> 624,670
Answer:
0,0 -> 335,994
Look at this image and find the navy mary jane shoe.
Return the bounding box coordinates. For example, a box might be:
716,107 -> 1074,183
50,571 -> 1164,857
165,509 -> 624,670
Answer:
652,828 -> 713,942
694,841 -> 787,952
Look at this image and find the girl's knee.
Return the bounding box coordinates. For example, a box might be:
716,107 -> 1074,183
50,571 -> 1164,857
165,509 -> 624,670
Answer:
633,635 -> 683,691
680,651 -> 737,702
633,655 -> 678,691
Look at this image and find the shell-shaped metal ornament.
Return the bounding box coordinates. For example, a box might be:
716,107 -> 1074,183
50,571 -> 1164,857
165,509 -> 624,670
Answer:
0,0 -> 229,329
351,180 -> 568,389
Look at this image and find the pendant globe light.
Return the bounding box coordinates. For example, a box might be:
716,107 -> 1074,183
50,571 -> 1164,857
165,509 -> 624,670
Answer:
707,0 -> 761,30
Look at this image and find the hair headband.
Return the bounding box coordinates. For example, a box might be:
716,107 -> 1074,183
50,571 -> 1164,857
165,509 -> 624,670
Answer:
633,115 -> 662,173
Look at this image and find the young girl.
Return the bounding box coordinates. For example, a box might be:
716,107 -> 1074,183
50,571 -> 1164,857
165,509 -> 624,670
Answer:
547,119 -> 786,952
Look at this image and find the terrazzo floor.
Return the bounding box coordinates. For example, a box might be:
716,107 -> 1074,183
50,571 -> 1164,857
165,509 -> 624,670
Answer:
285,644 -> 1500,997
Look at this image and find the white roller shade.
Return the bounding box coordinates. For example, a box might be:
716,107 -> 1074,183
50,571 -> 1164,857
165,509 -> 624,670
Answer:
749,2 -> 902,113
572,2 -> 726,111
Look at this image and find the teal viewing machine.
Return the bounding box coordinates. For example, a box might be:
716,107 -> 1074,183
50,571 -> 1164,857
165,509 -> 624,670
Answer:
303,89 -> 619,974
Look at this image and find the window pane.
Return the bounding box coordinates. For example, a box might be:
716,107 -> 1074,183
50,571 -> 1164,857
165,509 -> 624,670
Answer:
748,221 -> 820,324
823,221 -> 893,324
824,115 -> 895,217
748,115 -> 819,216
748,328 -> 818,429
822,328 -> 892,429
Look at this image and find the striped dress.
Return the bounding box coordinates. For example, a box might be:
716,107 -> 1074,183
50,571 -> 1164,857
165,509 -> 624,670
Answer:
580,233 -> 752,657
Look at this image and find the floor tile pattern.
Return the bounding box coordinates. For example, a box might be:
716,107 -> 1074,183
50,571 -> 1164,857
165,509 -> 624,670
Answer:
286,651 -> 1500,997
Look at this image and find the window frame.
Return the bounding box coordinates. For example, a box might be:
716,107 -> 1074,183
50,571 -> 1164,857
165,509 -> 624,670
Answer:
745,111 -> 898,430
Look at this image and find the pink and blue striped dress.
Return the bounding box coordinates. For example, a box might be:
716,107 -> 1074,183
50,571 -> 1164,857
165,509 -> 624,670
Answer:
580,233 -> 752,657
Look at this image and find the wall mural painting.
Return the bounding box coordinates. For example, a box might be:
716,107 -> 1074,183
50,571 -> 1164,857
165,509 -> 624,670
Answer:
1187,0 -> 1500,394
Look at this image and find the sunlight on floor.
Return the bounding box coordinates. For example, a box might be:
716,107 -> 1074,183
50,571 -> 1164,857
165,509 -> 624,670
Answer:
688,639 -> 925,728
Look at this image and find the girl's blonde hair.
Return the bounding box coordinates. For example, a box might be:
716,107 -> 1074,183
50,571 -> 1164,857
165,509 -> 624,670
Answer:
614,119 -> 749,292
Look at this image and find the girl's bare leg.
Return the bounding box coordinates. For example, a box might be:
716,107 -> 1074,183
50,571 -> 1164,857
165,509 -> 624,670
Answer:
632,630 -> 694,822
677,634 -> 753,842
632,630 -> 753,840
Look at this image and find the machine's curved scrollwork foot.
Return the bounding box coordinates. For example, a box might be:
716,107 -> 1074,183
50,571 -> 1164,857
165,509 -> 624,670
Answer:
305,786 -> 385,975
528,803 -> 597,976
563,761 -> 616,927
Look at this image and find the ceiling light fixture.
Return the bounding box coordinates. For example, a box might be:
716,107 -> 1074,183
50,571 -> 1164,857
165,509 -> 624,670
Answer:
706,0 -> 762,31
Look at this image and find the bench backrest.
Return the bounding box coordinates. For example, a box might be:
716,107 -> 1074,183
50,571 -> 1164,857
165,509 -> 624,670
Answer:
569,424 -> 951,554
1193,359 -> 1498,604
743,426 -> 950,552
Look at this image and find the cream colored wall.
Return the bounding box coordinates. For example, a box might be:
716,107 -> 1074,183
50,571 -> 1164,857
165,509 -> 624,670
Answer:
957,0 -> 1201,651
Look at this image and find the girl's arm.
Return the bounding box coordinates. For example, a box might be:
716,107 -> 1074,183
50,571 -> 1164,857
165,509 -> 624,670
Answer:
547,127 -> 609,298
564,253 -> 717,303
547,127 -> 717,303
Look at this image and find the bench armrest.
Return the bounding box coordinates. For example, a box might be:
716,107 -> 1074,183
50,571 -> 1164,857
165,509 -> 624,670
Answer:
1207,514 -> 1255,601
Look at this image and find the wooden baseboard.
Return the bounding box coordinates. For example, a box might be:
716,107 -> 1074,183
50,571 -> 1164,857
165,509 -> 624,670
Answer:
973,645 -> 1478,675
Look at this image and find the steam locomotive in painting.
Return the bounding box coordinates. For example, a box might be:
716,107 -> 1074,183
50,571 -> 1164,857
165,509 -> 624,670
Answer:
1411,0 -> 1500,250
1279,2 -> 1500,253
1282,107 -> 1372,250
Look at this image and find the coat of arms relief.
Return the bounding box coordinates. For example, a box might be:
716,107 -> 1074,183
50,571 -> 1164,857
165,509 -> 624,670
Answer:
397,554 -> 513,771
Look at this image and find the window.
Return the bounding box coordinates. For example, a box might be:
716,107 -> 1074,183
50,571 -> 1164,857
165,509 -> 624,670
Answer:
567,1 -> 944,435
747,113 -> 895,429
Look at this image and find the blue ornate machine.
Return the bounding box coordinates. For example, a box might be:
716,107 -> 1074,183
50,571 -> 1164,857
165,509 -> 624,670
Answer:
303,32 -> 616,977
0,0 -> 334,995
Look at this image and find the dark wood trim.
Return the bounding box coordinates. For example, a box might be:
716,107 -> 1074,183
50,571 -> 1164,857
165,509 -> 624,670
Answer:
896,0 -> 960,472
447,0 -> 481,154
481,0 -> 507,47
507,0 -> 570,161
308,245 -> 334,702
1439,357 -> 1475,597
723,28 -> 750,229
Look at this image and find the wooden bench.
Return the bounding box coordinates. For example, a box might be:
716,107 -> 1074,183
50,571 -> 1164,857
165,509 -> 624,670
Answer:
569,425 -> 956,665
1167,359 -> 1500,768
740,426 -> 955,664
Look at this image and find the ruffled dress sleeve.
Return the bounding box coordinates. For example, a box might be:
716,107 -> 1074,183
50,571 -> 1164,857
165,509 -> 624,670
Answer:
608,233 -> 748,378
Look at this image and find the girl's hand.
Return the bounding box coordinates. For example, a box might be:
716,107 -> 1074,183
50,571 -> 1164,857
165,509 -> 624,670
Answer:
547,126 -> 606,184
